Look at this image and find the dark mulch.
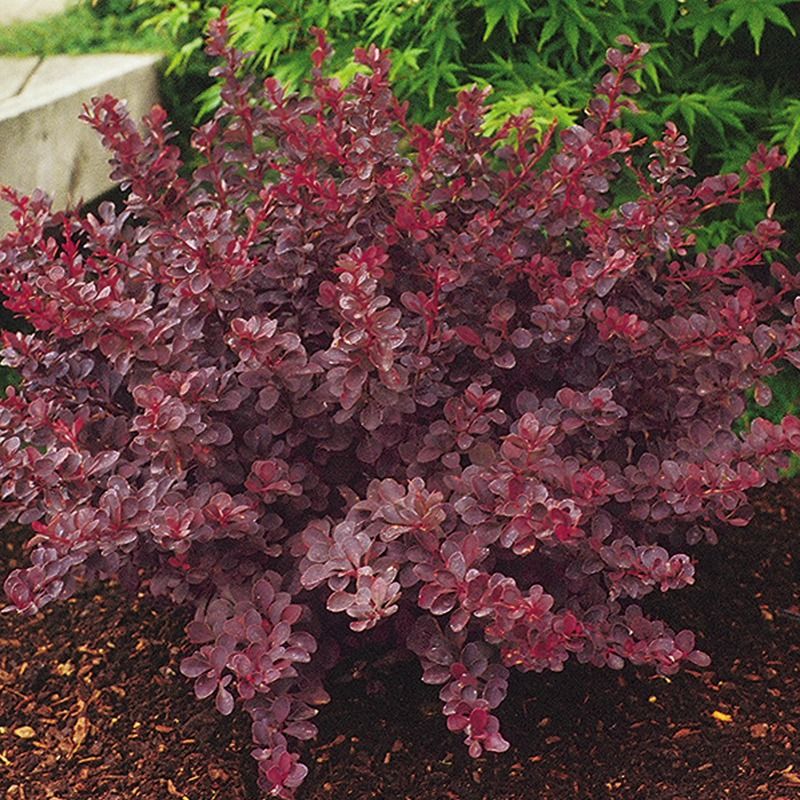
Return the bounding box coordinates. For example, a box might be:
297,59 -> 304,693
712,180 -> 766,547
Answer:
1,482 -> 799,800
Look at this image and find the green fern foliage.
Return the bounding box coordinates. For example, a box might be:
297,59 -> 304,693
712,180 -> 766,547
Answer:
771,98 -> 800,165
127,0 -> 799,246
130,0 -> 796,152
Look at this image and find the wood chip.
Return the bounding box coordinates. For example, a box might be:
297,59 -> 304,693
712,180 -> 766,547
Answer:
166,778 -> 188,798
12,726 -> 36,739
69,716 -> 90,755
315,734 -> 346,751
206,766 -> 229,781
711,710 -> 733,723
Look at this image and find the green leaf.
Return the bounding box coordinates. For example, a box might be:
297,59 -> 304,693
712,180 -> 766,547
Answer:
166,35 -> 202,75
482,2 -> 506,41
479,85 -> 579,135
748,11 -> 766,54
504,0 -> 531,41
643,60 -> 661,93
770,99 -> 800,164
194,82 -> 222,122
563,15 -> 579,58
388,46 -> 425,74
538,12 -> 562,51
727,2 -> 766,54
783,124 -> 800,164
691,18 -> 714,55
679,101 -> 697,134
657,0 -> 678,33
762,2 -> 797,36
328,0 -> 367,19
722,0 -> 796,54
563,0 -> 603,44
679,0 -> 729,54
478,0 -> 532,42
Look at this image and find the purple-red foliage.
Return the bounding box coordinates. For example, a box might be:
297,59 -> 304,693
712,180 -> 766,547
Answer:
2,16 -> 800,797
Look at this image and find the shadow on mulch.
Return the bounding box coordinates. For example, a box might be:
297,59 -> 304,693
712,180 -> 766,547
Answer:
0,483 -> 799,800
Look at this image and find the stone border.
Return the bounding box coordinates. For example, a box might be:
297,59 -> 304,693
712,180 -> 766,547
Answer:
4,0 -> 76,25
0,53 -> 162,234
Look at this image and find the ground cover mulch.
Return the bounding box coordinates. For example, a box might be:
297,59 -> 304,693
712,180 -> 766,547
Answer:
0,482 -> 799,800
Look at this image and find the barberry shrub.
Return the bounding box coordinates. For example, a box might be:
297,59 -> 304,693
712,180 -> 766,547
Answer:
1,18 -> 800,797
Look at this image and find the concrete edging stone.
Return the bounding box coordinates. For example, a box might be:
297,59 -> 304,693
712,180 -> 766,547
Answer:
0,53 -> 163,235
5,0 -> 77,25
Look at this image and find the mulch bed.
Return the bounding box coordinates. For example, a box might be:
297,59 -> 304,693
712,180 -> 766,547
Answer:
1,482 -> 799,800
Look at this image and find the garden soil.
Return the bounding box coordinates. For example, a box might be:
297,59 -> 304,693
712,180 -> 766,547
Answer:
1,482 -> 799,800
